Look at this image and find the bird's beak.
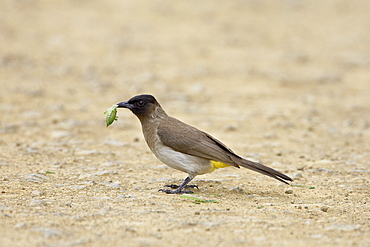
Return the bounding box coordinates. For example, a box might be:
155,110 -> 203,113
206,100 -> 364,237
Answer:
116,101 -> 131,109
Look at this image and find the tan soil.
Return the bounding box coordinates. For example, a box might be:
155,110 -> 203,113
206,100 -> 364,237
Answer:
1,1 -> 369,246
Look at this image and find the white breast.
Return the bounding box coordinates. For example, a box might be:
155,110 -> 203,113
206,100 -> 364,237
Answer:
140,118 -> 214,176
153,144 -> 214,176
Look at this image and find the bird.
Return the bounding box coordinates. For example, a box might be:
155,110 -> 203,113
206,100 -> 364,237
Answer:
116,94 -> 292,194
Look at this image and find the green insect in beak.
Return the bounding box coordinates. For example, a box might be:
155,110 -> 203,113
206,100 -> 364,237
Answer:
104,104 -> 119,127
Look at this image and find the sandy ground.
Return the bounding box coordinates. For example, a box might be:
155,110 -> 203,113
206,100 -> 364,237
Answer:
1,1 -> 369,246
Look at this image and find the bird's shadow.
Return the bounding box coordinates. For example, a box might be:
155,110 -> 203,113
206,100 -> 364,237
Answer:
184,179 -> 293,199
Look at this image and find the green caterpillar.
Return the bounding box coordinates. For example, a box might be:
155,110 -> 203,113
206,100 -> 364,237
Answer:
104,104 -> 118,127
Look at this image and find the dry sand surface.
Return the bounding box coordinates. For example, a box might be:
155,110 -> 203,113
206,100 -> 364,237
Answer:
1,1 -> 369,246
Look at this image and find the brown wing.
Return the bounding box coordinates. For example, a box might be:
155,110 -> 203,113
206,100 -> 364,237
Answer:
157,117 -> 240,168
157,116 -> 293,184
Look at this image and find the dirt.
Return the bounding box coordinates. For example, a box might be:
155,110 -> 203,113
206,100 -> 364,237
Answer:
1,1 -> 369,246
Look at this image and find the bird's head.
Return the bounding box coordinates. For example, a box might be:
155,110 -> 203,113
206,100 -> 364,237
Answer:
117,94 -> 163,119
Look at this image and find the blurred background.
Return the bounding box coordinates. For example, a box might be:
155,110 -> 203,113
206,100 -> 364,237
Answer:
1,0 -> 369,159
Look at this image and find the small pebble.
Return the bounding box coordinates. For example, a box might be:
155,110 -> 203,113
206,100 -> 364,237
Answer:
69,185 -> 86,190
224,125 -> 237,132
25,173 -> 49,183
325,224 -> 360,231
321,206 -> 329,212
311,234 -> 323,239
31,190 -> 43,196
285,190 -> 293,194
228,187 -> 244,193
75,150 -> 99,156
50,131 -> 71,139
31,227 -> 63,238
101,181 -> 123,189
30,199 -> 45,207
14,222 -> 27,229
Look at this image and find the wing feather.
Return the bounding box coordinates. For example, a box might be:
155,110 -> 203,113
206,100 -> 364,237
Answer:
157,116 -> 292,184
157,117 -> 239,168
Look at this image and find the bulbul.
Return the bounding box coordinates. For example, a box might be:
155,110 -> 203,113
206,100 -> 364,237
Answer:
117,94 -> 292,194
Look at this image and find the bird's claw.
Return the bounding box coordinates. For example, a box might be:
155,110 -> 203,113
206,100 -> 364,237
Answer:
159,189 -> 194,194
163,184 -> 199,189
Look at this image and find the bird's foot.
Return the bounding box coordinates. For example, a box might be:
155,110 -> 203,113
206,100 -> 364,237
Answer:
159,189 -> 194,194
163,184 -> 199,190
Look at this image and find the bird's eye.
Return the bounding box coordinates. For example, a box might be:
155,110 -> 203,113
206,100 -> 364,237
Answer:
137,100 -> 145,107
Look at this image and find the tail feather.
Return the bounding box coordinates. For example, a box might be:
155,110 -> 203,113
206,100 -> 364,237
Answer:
238,159 -> 293,184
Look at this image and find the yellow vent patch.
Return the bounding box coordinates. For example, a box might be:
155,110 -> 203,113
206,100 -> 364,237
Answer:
211,160 -> 231,169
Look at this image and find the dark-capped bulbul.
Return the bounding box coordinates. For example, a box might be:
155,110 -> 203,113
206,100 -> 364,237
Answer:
116,94 -> 292,194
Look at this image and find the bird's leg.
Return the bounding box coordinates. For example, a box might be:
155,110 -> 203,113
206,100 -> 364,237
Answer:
159,176 -> 195,194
